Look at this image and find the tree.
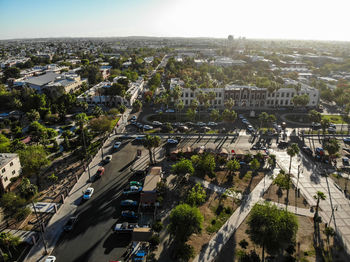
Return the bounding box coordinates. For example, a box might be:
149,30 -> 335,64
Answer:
92,105 -> 103,117
168,204 -> 203,243
323,138 -> 340,164
246,202 -> 298,261
3,67 -> 20,81
18,178 -> 38,200
186,108 -> 196,121
224,98 -> 235,110
192,154 -> 216,178
0,232 -> 21,260
292,94 -> 309,107
89,116 -> 114,134
18,146 -> 50,187
308,109 -> 322,124
0,192 -> 30,221
133,99 -> 142,112
210,109 -> 220,122
26,109 -> 40,122
75,113 -> 88,130
258,112 -> 269,128
222,109 -> 237,122
320,118 -> 330,135
171,158 -> 194,176
226,159 -> 240,175
0,134 -> 11,153
313,191 -> 326,222
286,143 -> 299,208
186,183 -> 206,206
143,135 -> 160,164
249,158 -> 260,174
273,170 -> 290,203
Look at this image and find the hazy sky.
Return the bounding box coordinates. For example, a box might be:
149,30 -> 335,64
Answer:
1,0 -> 349,41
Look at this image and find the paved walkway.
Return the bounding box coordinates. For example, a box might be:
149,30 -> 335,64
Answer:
272,148 -> 350,255
192,168 -> 280,262
263,199 -> 314,217
25,109 -> 132,262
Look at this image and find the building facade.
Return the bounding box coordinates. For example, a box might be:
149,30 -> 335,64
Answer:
0,154 -> 21,192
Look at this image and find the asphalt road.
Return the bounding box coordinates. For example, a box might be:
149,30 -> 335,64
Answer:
52,141 -> 148,262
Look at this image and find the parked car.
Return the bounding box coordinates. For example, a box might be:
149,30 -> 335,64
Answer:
239,114 -> 244,119
343,157 -> 350,166
83,187 -> 94,200
131,115 -> 137,121
207,122 -> 218,126
64,216 -> 78,231
315,147 -> 325,156
103,155 -> 112,164
91,167 -> 105,181
123,186 -> 143,195
114,141 -> 122,149
152,121 -> 162,126
134,136 -> 145,143
302,146 -> 313,156
114,222 -> 138,232
278,141 -> 289,149
165,109 -> 175,113
121,210 -> 138,219
120,134 -> 133,139
196,122 -> 206,126
247,125 -> 255,133
155,109 -> 163,113
311,122 -> 321,130
329,123 -> 336,129
44,256 -> 56,262
120,200 -> 138,207
343,137 -> 350,144
167,139 -> 178,144
143,125 -> 153,130
130,181 -> 142,187
328,127 -> 336,133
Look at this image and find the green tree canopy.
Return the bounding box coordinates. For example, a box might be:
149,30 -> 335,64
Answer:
186,183 -> 206,206
246,202 -> 298,259
171,158 -> 194,176
168,204 -> 204,243
18,145 -> 50,178
226,159 -> 240,175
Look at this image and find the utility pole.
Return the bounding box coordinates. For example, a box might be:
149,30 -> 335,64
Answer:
32,201 -> 48,254
82,128 -> 91,181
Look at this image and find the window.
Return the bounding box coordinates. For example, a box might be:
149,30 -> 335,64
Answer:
219,93 -> 221,97
218,100 -> 221,104
291,93 -> 294,97
262,95 -> 265,99
12,170 -> 15,175
276,93 -> 280,97
267,100 -> 270,105
281,93 -> 284,97
285,100 -> 288,105
286,93 -> 289,97
272,93 -> 275,97
271,100 -> 274,105
190,93 -> 193,98
185,100 -> 188,105
185,93 -> 188,98
2,168 -> 5,173
10,162 -> 13,167
4,177 -> 8,182
314,94 -> 316,97
268,93 -> 270,97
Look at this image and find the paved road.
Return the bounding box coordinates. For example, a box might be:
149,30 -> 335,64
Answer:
52,141 -> 148,262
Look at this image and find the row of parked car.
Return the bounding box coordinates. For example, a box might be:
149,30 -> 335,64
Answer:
239,114 -> 256,133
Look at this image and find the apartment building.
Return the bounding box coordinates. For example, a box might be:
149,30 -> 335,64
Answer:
180,87 -> 224,107
224,85 -> 267,107
0,154 -> 21,192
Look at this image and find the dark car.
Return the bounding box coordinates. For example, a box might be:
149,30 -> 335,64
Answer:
64,216 -> 78,231
278,141 -> 289,149
302,146 -> 313,156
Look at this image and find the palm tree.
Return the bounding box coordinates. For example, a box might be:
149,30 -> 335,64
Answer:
320,118 -> 330,135
144,135 -> 156,164
224,98 -> 235,111
208,91 -> 216,107
190,99 -> 199,120
176,101 -> 184,121
0,232 -> 21,259
151,135 -> 161,163
314,191 -> 326,243
286,143 -> 299,208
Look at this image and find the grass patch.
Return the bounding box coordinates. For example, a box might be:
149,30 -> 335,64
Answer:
206,130 -> 218,134
206,204 -> 233,234
322,115 -> 347,124
144,129 -> 158,134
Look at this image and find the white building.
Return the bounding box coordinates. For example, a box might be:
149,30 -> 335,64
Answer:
212,57 -> 246,67
170,78 -> 184,90
180,87 -> 224,108
0,153 -> 21,192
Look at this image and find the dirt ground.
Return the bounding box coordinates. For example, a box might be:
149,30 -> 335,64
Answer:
217,215 -> 349,262
263,183 -> 310,209
330,173 -> 350,193
204,170 -> 266,195
187,192 -> 239,257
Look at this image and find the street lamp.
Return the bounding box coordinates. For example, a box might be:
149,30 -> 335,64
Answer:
328,204 -> 338,226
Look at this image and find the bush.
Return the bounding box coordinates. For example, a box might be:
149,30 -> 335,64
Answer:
152,221 -> 163,232
239,239 -> 249,249
173,243 -> 195,261
149,234 -> 160,248
14,207 -> 31,221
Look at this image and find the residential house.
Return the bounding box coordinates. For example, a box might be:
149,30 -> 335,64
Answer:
0,154 -> 21,192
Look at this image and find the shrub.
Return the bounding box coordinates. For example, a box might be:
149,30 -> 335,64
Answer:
152,221 -> 163,232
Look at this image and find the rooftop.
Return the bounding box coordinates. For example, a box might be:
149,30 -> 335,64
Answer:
25,72 -> 60,86
0,153 -> 18,169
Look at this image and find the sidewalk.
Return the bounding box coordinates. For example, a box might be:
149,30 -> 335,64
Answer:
262,199 -> 314,217
25,109 -> 131,262
192,168 -> 280,262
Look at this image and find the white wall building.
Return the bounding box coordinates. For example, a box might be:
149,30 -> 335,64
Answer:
180,87 -> 224,108
0,153 -> 21,192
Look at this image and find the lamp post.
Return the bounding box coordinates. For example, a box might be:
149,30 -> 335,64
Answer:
82,128 -> 91,181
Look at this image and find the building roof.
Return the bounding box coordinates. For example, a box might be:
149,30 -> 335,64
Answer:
143,167 -> 162,192
0,153 -> 18,169
25,72 -> 60,87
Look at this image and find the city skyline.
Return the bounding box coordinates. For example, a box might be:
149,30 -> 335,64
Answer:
1,0 -> 350,41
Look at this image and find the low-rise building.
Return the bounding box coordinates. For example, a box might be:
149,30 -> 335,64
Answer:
100,65 -> 112,80
0,153 -> 21,192
140,167 -> 162,207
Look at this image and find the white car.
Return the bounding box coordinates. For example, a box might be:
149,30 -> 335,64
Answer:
114,142 -> 122,149
103,155 -> 112,163
45,256 -> 56,262
152,121 -> 162,126
143,125 -> 153,130
196,122 -> 206,126
167,139 -> 178,144
83,187 -> 94,200
207,122 -> 218,126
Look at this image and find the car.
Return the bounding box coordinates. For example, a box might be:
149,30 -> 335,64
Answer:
343,157 -> 350,166
278,141 -> 289,149
247,125 -> 255,133
136,122 -> 143,128
123,186 -> 143,195
134,135 -> 145,142
311,122 -> 321,130
207,122 -> 218,126
44,256 -> 56,262
185,122 -> 195,126
239,114 -> 244,119
155,109 -> 163,113
91,167 -> 105,181
120,134 -> 133,139
242,119 -> 249,124
165,109 -> 175,113
178,125 -> 189,132
328,127 -> 336,133
302,146 -> 313,156
121,210 -> 138,219
120,199 -> 138,207
64,216 -> 78,231
152,121 -> 162,126
201,126 -> 211,132
315,147 -> 325,156
83,187 -> 94,200
143,125 -> 153,130
344,137 -> 350,144
167,139 -> 178,144
329,123 -> 336,129
114,222 -> 138,232
114,141 -> 122,149
103,155 -> 112,164
131,115 -> 137,121
196,122 -> 206,126
130,181 -> 142,187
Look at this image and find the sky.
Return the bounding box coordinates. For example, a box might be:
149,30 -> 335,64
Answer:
0,0 -> 350,41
